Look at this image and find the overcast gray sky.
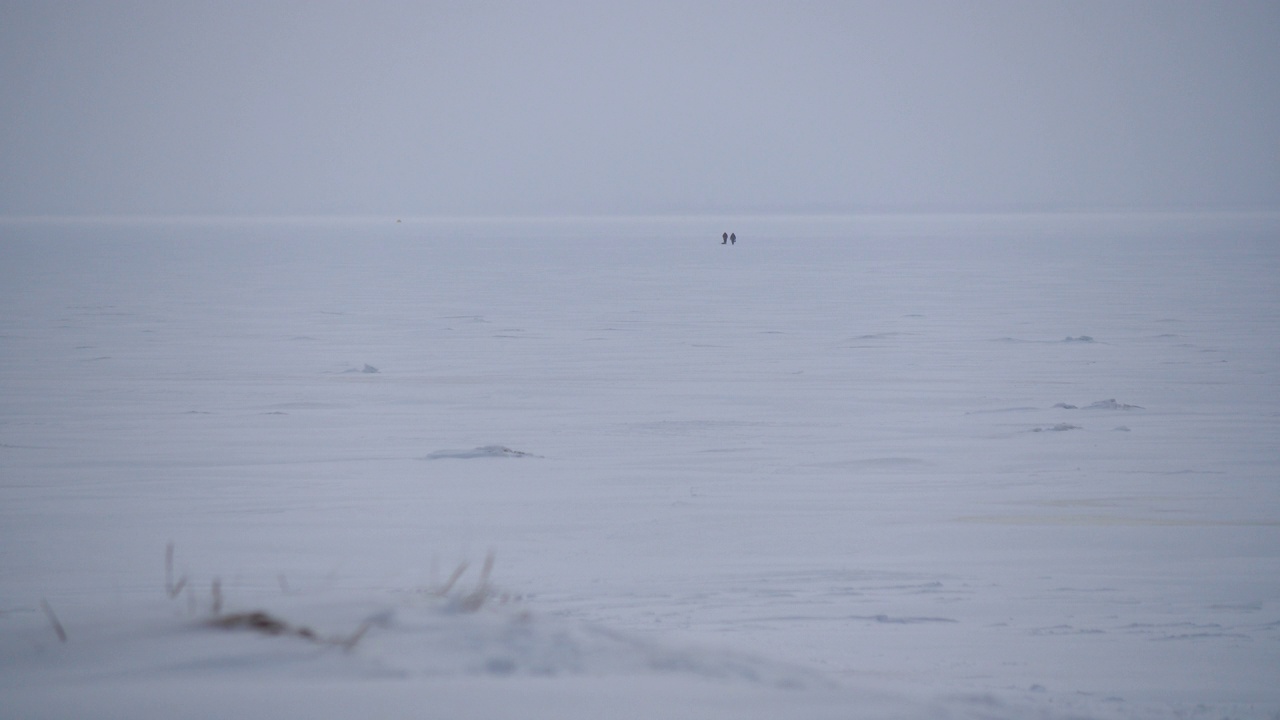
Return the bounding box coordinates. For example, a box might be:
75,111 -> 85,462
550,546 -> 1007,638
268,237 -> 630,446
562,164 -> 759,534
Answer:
2,1 -> 1278,217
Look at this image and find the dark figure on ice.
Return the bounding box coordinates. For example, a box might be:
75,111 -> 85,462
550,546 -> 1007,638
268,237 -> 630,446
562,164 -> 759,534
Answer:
722,232 -> 728,244
730,233 -> 736,245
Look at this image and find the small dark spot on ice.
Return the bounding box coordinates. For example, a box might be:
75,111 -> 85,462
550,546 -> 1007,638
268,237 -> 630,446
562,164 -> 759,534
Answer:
1031,624 -> 1104,636
1032,424 -> 1081,432
995,336 -> 1102,345
1113,426 -> 1131,432
341,364 -> 380,374
1207,602 -> 1262,612
425,445 -> 540,459
965,406 -> 1038,415
1053,403 -> 1078,409
851,614 -> 957,624
862,457 -> 928,467
485,657 -> 518,675
1153,632 -> 1251,641
1087,399 -> 1142,410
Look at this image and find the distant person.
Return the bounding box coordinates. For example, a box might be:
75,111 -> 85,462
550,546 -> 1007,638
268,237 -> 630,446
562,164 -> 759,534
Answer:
722,232 -> 728,244
730,232 -> 736,245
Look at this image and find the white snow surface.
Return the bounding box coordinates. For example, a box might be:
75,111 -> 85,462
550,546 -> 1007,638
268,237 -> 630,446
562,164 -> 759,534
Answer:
2,213 -> 1279,719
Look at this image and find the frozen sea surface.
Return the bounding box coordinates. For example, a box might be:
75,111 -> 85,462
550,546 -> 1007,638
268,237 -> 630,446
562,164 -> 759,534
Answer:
2,213 -> 1278,718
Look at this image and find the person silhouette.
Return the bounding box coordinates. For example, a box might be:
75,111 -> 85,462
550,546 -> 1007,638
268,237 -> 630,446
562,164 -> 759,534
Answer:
730,232 -> 736,245
722,232 -> 728,245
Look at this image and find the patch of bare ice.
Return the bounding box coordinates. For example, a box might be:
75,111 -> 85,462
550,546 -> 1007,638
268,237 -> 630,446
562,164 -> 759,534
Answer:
1086,399 -> 1143,410
425,445 -> 540,459
1032,424 -> 1081,433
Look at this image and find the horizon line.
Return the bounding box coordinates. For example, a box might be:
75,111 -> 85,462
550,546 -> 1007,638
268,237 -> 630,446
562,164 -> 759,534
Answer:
4,207 -> 1279,224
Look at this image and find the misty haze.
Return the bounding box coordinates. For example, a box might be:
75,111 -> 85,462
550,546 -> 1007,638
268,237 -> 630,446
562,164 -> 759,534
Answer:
3,1 -> 1278,216
2,3 -> 1279,719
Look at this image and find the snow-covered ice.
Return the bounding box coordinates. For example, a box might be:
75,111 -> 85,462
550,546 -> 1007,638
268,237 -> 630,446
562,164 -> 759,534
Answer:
2,213 -> 1278,718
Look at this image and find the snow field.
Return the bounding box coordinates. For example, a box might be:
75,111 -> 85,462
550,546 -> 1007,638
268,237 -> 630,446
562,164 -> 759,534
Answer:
2,213 -> 1278,718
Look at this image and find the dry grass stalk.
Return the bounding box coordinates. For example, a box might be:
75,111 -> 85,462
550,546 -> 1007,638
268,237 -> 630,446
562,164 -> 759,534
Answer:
158,544 -> 381,650
436,561 -> 469,596
207,610 -> 380,651
208,611 -> 317,640
165,542 -> 187,599
39,598 -> 67,643
421,552 -> 502,612
458,551 -> 495,612
211,578 -> 223,615
339,619 -> 373,652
